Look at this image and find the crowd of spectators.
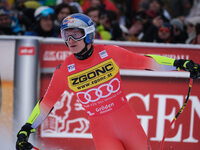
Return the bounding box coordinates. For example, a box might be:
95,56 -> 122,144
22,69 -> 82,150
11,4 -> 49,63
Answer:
0,0 -> 200,44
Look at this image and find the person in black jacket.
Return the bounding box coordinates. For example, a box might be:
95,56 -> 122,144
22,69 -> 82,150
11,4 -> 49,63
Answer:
0,7 -> 24,35
25,6 -> 59,37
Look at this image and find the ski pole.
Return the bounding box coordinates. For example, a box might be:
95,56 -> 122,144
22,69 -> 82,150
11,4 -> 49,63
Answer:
160,78 -> 193,150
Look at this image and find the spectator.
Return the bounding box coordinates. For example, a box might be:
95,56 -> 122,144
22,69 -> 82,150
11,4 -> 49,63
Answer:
141,15 -> 163,42
185,16 -> 200,44
120,24 -> 129,40
185,23 -> 196,44
86,7 -> 100,25
187,0 -> 200,18
86,7 -> 111,40
100,10 -> 124,40
54,3 -> 74,28
57,0 -> 83,13
0,7 -> 24,35
140,0 -> 171,22
110,19 -> 125,40
156,22 -> 173,43
142,20 -> 173,43
25,6 -> 60,37
169,0 -> 193,18
127,19 -> 143,41
170,18 -> 187,43
82,0 -> 119,15
191,23 -> 200,44
126,10 -> 154,42
129,10 -> 153,39
14,1 -> 40,31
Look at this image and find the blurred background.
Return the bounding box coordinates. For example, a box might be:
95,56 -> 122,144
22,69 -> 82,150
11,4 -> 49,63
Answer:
0,0 -> 200,150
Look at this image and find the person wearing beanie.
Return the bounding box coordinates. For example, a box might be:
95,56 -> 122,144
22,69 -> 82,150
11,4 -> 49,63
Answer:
170,18 -> 187,43
170,18 -> 184,31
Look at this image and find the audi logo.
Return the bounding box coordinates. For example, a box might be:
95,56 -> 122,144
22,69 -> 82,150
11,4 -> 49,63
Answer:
77,78 -> 120,104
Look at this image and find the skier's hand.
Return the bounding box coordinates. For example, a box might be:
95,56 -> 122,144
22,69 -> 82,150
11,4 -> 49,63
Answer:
16,123 -> 36,150
174,59 -> 200,79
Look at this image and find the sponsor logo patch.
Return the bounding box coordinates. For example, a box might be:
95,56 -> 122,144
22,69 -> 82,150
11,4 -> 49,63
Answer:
68,59 -> 119,92
63,16 -> 75,25
99,50 -> 108,59
68,64 -> 75,72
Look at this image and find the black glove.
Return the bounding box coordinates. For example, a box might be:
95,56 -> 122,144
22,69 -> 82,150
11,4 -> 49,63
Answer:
16,123 -> 36,150
174,59 -> 200,79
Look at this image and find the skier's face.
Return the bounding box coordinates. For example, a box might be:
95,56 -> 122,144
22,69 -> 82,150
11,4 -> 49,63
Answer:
67,38 -> 86,54
63,28 -> 93,54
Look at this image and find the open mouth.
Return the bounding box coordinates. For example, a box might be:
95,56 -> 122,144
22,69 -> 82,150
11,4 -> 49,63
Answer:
70,45 -> 77,48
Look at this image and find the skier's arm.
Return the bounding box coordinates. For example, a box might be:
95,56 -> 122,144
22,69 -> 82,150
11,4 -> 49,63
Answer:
143,54 -> 176,71
145,54 -> 175,66
16,65 -> 67,150
106,45 -> 176,71
106,45 -> 200,78
145,54 -> 200,79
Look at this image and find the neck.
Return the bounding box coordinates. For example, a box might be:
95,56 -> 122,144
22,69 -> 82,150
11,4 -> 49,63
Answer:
74,44 -> 93,60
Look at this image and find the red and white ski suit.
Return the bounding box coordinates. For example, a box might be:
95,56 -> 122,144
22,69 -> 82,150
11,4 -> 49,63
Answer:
32,45 -> 176,150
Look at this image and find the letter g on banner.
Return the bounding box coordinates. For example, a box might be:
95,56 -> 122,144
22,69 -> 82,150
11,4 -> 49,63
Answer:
77,78 -> 120,104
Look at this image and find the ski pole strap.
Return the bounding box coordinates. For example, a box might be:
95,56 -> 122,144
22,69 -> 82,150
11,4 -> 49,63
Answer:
160,78 -> 193,150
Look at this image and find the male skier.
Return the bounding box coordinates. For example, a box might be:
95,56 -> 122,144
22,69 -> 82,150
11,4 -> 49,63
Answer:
16,13 -> 200,150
